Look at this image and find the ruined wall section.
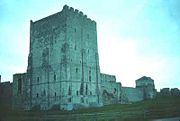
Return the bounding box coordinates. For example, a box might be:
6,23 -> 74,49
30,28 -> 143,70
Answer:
101,73 -> 116,83
136,76 -> 156,99
100,73 -> 121,105
12,73 -> 29,110
0,81 -> 12,108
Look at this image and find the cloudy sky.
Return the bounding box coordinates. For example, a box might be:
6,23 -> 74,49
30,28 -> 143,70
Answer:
0,0 -> 180,90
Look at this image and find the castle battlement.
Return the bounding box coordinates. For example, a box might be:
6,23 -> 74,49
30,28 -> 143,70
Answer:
62,5 -> 96,25
31,5 -> 96,28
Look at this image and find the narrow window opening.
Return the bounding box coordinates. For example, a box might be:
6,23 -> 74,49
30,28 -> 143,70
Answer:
68,86 -> 71,95
68,98 -> 71,102
76,68 -> 78,73
54,74 -> 56,81
55,92 -> 56,100
86,84 -> 88,95
43,89 -> 46,96
89,76 -> 91,82
18,78 -> 22,93
80,83 -> 83,95
89,70 -> 91,82
37,77 -> 39,83
75,45 -> 76,50
37,93 -> 39,98
114,88 -> 117,94
81,97 -> 84,103
90,91 -> 92,95
76,91 -> 79,96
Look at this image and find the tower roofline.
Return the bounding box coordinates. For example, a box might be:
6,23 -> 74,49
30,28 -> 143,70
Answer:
31,5 -> 96,26
135,76 -> 154,82
62,5 -> 96,24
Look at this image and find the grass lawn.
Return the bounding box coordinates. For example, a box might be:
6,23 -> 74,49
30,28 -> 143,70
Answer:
0,96 -> 180,121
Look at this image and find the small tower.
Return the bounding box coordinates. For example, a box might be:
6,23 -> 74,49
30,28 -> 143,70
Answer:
136,76 -> 156,99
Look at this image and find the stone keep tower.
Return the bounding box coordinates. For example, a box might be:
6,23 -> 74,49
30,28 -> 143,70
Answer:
135,76 -> 156,99
26,5 -> 102,110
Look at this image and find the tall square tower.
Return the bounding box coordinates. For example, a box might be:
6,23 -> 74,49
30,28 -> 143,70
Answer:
26,5 -> 102,110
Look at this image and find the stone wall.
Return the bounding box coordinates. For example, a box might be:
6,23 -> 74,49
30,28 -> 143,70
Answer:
158,88 -> 180,96
12,73 -> 30,110
136,76 -> 155,87
121,87 -> 143,103
100,73 -> 121,105
136,76 -> 156,99
0,81 -> 12,107
171,88 -> 180,96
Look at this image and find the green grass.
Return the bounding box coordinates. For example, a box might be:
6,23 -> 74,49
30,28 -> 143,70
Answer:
72,96 -> 180,114
0,96 -> 180,121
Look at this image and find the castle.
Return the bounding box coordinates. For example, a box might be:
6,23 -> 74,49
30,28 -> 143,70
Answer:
1,5 -> 157,110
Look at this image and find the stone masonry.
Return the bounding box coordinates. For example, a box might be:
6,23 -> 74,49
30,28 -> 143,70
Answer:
12,5 -> 157,110
13,5 -> 102,110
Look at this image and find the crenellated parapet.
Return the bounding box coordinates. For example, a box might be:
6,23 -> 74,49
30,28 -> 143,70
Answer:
62,5 -> 96,25
29,5 -> 96,41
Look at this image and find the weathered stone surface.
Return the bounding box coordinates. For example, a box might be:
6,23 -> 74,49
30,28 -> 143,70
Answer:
100,73 -> 121,105
171,88 -> 180,96
11,5 -> 159,110
120,76 -> 157,103
159,88 -> 171,96
12,73 -> 29,110
13,5 -> 102,110
136,76 -> 156,99
0,81 -> 12,107
121,87 -> 143,103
